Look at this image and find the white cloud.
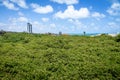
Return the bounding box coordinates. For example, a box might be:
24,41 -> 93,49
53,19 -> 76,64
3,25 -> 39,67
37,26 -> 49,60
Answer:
68,19 -> 74,22
107,2 -> 120,16
31,21 -> 57,33
31,3 -> 53,14
50,23 -> 56,28
107,22 -> 120,33
6,16 -> 30,32
0,18 -> 28,32
10,0 -> 28,8
54,5 -> 90,19
51,0 -> 78,5
0,23 -> 6,27
92,12 -> 105,18
8,17 -> 17,23
68,19 -> 85,30
111,2 -> 120,9
0,18 -> 50,33
108,22 -> 119,28
0,22 -> 8,31
91,12 -> 106,20
18,17 -> 28,22
90,23 -> 95,26
41,18 -> 49,22
73,20 -> 83,28
32,21 -> 40,25
2,0 -> 19,10
18,12 -> 24,16
9,17 -> 28,23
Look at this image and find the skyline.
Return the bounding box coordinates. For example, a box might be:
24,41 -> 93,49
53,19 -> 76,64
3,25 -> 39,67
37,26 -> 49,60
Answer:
0,0 -> 120,34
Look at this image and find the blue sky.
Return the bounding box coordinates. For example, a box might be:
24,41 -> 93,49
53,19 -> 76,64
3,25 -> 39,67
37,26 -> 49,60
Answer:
0,0 -> 120,34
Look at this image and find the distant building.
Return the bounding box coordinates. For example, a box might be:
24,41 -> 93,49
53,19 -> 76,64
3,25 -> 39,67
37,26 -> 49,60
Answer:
59,31 -> 62,35
27,23 -> 32,33
83,31 -> 86,36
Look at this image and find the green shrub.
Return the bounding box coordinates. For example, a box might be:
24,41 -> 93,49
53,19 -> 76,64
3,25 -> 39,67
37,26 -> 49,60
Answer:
0,32 -> 120,79
2,33 -> 25,42
115,34 -> 120,42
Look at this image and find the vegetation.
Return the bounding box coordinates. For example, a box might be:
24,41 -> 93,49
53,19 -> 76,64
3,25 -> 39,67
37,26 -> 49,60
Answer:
0,32 -> 120,80
115,34 -> 120,42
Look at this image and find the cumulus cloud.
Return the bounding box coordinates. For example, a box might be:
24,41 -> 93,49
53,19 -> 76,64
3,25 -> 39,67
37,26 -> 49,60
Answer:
91,12 -> 106,20
107,22 -> 120,33
1,17 -> 29,32
10,0 -> 28,9
2,0 -> 28,10
68,19 -> 85,29
51,0 -> 78,5
9,17 -> 28,23
50,23 -> 56,28
108,22 -> 119,28
0,23 -> 6,27
18,12 -> 24,16
2,0 -> 19,10
6,17 -> 28,31
18,17 -> 28,22
31,3 -> 53,14
90,23 -> 95,26
41,18 -> 49,22
54,5 -> 90,19
73,20 -> 83,28
107,2 -> 120,16
32,21 -> 40,25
